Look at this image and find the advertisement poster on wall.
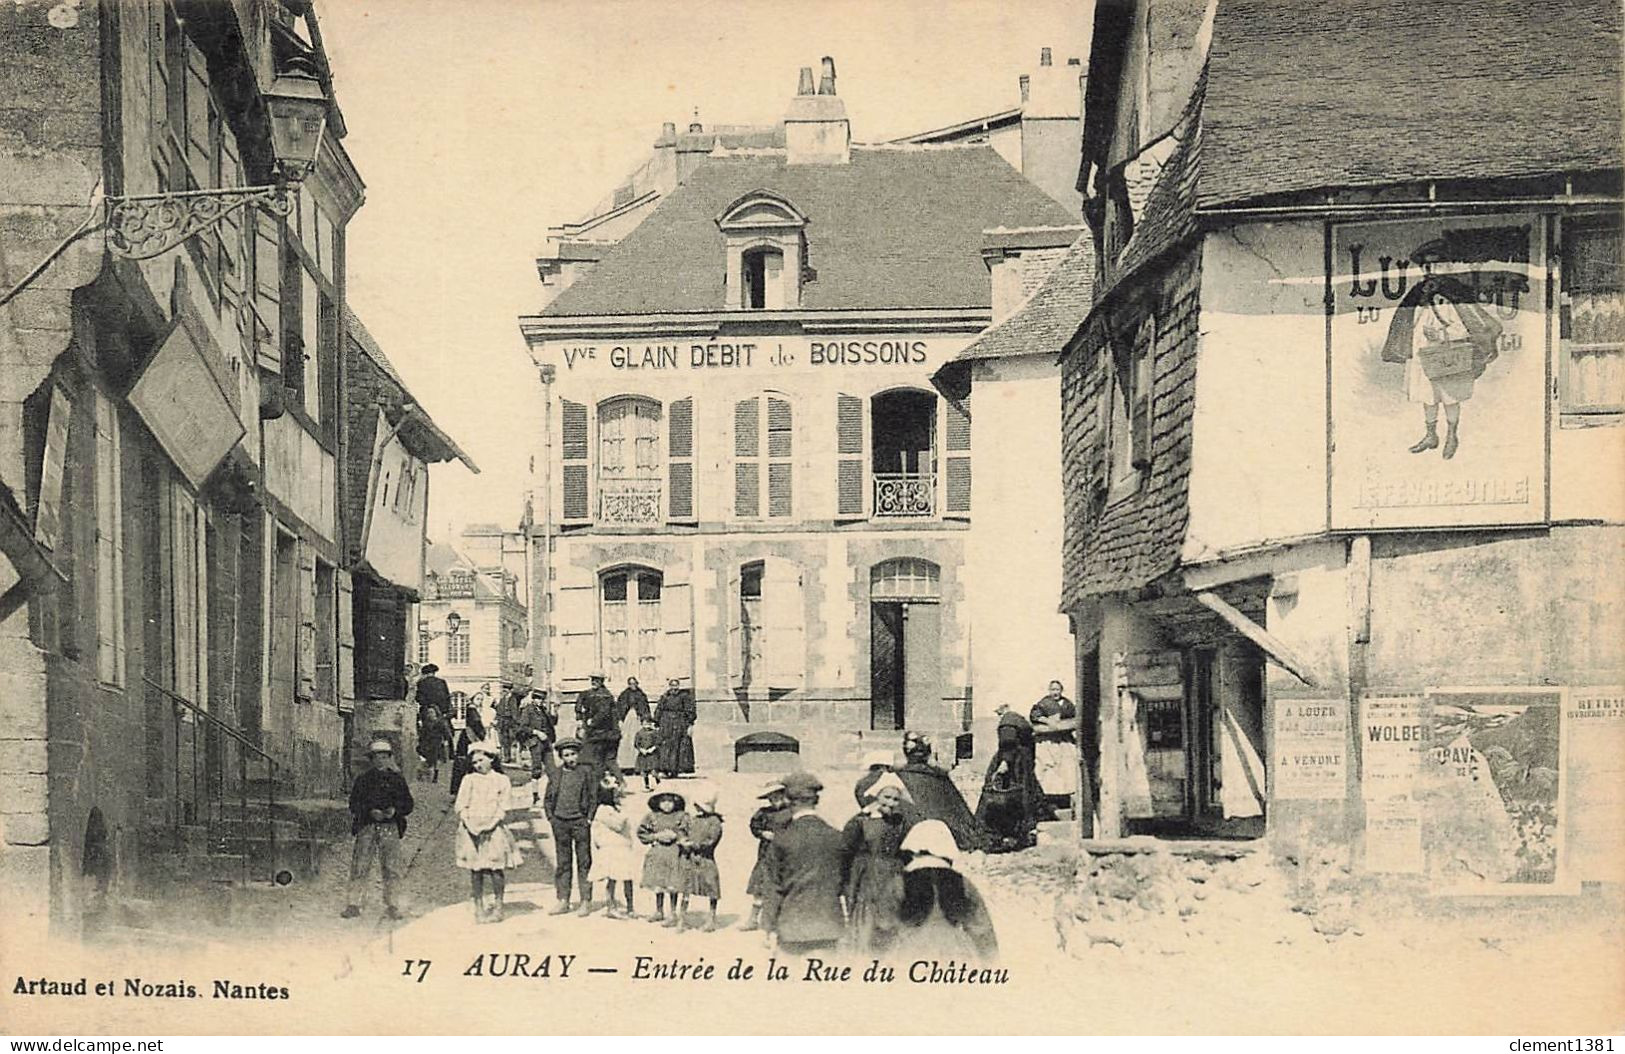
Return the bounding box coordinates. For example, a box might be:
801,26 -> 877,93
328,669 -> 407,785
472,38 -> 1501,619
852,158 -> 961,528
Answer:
1329,215 -> 1548,530
1564,687 -> 1625,882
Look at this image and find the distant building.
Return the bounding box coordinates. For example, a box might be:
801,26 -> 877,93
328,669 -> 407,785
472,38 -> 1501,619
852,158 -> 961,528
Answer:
519,59 -> 1077,771
417,535 -> 528,720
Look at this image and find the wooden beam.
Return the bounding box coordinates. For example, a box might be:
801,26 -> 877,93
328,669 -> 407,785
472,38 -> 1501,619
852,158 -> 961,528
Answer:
1194,590 -> 1321,689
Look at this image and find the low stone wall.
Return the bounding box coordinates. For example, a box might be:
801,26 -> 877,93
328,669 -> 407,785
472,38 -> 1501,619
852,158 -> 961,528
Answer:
1055,838 -> 1356,957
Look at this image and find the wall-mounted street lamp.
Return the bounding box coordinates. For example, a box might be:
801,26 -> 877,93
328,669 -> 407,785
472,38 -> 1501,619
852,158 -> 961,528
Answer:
0,63 -> 329,312
105,66 -> 328,261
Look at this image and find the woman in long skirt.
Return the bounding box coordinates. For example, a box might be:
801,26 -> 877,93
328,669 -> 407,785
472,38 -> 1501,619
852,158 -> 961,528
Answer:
454,741 -> 522,923
653,680 -> 696,777
975,707 -> 1046,852
839,773 -> 917,954
894,820 -> 998,961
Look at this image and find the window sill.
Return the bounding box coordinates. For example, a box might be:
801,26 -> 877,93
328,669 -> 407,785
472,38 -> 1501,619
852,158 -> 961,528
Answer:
1559,412 -> 1623,429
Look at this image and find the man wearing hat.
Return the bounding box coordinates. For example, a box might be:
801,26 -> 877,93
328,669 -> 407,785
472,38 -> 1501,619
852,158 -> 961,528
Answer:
543,738 -> 599,914
761,772 -> 846,956
342,738 -> 416,920
415,664 -> 450,723
518,688 -> 559,796
576,671 -> 621,776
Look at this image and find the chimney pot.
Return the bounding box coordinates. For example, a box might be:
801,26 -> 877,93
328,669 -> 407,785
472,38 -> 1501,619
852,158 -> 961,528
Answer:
1067,57 -> 1081,66
662,121 -> 677,137
1040,47 -> 1052,66
1019,74 -> 1030,102
818,55 -> 837,95
797,67 -> 815,95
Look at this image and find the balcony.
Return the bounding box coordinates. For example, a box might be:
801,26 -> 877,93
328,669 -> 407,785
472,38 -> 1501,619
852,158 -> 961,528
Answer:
599,478 -> 663,525
873,473 -> 935,518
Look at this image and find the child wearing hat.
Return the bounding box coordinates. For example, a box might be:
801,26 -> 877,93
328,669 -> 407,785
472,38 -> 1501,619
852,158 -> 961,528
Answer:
342,738 -> 415,920
677,784 -> 725,932
633,718 -> 660,791
589,770 -> 639,919
454,740 -> 522,923
741,779 -> 790,932
636,787 -> 689,924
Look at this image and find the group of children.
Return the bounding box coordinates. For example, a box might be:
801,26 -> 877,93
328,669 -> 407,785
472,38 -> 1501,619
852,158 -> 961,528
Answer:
451,735 -> 723,927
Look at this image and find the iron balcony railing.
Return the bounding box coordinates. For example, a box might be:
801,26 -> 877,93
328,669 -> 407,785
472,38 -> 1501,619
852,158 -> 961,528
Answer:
599,477 -> 663,525
143,677 -> 281,886
873,472 -> 936,517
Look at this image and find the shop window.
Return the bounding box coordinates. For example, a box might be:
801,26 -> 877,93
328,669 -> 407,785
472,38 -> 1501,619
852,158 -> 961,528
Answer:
93,392 -> 125,687
601,567 -> 662,685
735,394 -> 794,518
1561,218 -> 1624,419
728,557 -> 804,690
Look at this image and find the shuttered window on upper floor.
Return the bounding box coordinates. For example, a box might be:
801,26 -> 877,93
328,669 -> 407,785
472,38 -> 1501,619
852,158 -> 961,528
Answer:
836,393 -> 866,517
561,399 -> 590,521
668,397 -> 695,520
944,396 -> 971,516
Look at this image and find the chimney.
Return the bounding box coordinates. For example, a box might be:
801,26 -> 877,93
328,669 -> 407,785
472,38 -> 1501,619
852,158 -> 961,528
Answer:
818,56 -> 837,95
1023,45 -> 1081,119
1040,46 -> 1052,66
1067,56 -> 1081,66
785,56 -> 849,164
1019,74 -> 1030,103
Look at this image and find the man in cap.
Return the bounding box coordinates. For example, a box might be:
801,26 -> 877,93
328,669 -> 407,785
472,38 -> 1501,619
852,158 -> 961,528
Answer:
576,671 -> 620,776
518,688 -> 559,797
543,738 -> 599,914
761,771 -> 846,956
415,664 -> 450,724
342,738 -> 415,920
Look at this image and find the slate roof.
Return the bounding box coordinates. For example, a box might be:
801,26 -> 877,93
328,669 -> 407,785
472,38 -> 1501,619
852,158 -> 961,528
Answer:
949,234 -> 1096,364
1200,0 -> 1623,208
345,307 -> 478,471
540,146 -> 1078,316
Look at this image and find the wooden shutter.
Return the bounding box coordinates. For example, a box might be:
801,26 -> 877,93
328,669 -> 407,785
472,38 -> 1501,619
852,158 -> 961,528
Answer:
767,395 -> 792,518
337,571 -> 356,710
944,397 -> 971,515
727,564 -> 744,688
554,583 -> 598,684
668,397 -> 694,520
734,396 -> 759,518
296,542 -> 317,701
561,399 -> 590,521
361,581 -> 405,701
836,393 -> 866,517
660,579 -> 692,682
760,556 -> 805,689
318,295 -> 338,439
253,210 -> 281,371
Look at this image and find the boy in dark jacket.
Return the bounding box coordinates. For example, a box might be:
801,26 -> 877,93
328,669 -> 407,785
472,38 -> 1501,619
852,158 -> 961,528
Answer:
761,772 -> 846,955
543,739 -> 599,914
741,779 -> 790,931
343,739 -> 415,920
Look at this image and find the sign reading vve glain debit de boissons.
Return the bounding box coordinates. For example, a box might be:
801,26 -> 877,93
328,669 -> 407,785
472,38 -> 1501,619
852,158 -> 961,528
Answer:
548,336 -> 958,375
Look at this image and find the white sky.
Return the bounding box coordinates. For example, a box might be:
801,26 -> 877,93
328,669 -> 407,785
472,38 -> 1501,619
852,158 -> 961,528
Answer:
318,0 -> 1091,541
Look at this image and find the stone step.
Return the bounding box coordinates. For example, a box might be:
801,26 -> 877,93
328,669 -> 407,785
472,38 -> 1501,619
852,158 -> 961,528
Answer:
1037,819 -> 1080,849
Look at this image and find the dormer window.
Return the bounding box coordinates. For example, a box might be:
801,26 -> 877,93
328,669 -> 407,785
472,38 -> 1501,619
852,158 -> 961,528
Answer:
717,190 -> 809,310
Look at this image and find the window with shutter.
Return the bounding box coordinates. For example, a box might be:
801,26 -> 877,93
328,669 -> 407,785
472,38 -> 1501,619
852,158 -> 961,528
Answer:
837,393 -> 866,517
94,392 -> 126,687
1561,218 -> 1625,417
253,209 -> 281,372
318,294 -> 338,439
734,396 -> 760,517
561,399 -> 590,520
170,480 -> 209,707
668,397 -> 694,520
760,556 -> 806,689
944,397 -> 971,516
296,542 -> 317,701
1131,318 -> 1154,471
361,580 -> 405,700
337,572 -> 356,709
767,396 -> 793,518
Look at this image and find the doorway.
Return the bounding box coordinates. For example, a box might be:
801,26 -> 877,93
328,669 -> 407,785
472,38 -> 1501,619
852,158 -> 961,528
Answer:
869,559 -> 942,731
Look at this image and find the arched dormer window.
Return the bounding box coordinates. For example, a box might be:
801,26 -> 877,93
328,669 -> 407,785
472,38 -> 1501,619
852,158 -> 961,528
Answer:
717,191 -> 809,310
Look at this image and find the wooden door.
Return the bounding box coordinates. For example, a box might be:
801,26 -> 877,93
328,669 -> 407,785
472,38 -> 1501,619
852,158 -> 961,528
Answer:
870,602 -> 904,730
901,601 -> 942,728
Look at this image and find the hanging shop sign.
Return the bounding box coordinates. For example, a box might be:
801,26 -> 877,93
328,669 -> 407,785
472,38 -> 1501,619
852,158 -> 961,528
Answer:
1329,215 -> 1548,530
128,317 -> 246,489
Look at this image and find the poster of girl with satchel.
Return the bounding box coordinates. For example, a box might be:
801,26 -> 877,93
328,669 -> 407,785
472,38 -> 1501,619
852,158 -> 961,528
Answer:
1331,216 -> 1546,531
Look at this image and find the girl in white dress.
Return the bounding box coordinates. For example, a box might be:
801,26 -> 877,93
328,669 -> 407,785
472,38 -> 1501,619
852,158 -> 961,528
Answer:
589,772 -> 639,918
454,741 -> 522,923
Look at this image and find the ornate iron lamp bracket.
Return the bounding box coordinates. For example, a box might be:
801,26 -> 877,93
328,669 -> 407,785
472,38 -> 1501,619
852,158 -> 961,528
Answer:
104,183 -> 296,261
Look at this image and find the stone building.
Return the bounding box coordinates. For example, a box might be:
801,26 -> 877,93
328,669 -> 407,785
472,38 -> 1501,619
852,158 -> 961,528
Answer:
519,61 -> 1077,771
1057,0 -> 1623,892
417,535 -> 528,721
0,0 -> 466,936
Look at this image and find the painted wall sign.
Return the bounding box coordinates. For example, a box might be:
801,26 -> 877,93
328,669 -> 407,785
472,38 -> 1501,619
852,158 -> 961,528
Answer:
1330,216 -> 1548,530
1272,697 -> 1347,800
547,336 -> 959,377
128,318 -> 246,489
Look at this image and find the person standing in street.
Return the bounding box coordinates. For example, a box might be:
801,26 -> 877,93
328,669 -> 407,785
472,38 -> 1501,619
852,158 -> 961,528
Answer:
518,688 -> 558,799
415,664 -> 450,724
415,704 -> 451,784
840,772 -> 918,954
895,731 -> 988,852
741,779 -> 790,932
454,741 -> 523,923
761,772 -> 846,957
494,686 -> 521,766
654,677 -> 696,778
576,672 -> 620,776
342,739 -> 415,920
1030,679 -> 1080,813
615,677 -> 651,772
543,738 -> 598,915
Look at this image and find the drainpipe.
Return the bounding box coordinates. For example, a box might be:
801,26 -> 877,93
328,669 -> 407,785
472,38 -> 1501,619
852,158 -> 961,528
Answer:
528,363 -> 556,693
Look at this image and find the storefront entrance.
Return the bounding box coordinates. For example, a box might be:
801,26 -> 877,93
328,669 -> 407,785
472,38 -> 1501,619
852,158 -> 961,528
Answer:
869,559 -> 942,731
